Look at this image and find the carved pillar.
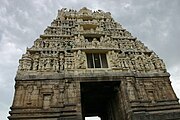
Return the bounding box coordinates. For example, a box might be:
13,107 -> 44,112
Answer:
126,77 -> 136,101
13,84 -> 25,107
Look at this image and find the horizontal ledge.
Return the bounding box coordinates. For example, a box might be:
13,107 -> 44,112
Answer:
15,71 -> 170,81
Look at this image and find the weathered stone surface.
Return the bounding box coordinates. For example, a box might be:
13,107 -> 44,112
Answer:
9,7 -> 180,120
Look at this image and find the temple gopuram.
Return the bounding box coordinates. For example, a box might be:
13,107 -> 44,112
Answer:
9,7 -> 180,120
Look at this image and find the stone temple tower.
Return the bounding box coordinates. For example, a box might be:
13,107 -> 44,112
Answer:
9,7 -> 180,120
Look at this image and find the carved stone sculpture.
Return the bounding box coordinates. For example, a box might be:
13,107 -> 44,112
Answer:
9,7 -> 180,120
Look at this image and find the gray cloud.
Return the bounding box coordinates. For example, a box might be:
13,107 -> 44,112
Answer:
0,0 -> 180,119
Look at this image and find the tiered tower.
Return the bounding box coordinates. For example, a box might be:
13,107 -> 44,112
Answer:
9,7 -> 180,120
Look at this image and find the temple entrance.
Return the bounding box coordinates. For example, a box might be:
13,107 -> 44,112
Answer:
81,81 -> 121,120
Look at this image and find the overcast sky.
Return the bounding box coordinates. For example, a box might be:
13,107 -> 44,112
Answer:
0,0 -> 180,120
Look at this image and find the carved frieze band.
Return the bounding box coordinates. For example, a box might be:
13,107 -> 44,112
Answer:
17,7 -> 167,73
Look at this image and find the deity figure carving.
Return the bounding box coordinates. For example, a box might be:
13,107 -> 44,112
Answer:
18,51 -> 32,71
157,81 -> 167,99
126,58 -> 134,71
108,51 -> 120,68
102,35 -> 111,48
124,31 -> 132,37
136,81 -> 148,100
96,26 -> 103,31
121,58 -> 129,69
13,84 -> 25,107
65,58 -> 74,69
59,53 -> 64,71
75,50 -> 86,69
53,59 -> 59,71
34,40 -> 40,48
113,40 -> 119,48
24,60 -> 32,71
92,38 -> 99,48
26,85 -> 33,104
135,40 -> 145,51
39,59 -> 45,71
134,56 -> 145,72
59,84 -> 65,106
33,59 -> 39,71
127,78 -> 136,101
157,59 -> 166,71
43,94 -> 52,109
45,59 -> 52,70
74,35 -> 86,48
18,60 -> 23,71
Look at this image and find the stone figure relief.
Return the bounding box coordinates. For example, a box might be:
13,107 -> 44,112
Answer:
92,38 -> 100,48
18,52 -> 32,71
144,82 -> 156,102
14,85 -> 25,107
17,7 -> 167,73
43,94 -> 52,109
17,81 -> 74,109
134,56 -> 145,72
14,79 -> 173,111
75,50 -> 86,69
11,8 -> 180,120
51,84 -> 60,106
136,80 -> 148,100
45,59 -> 51,70
33,39 -> 41,48
108,51 -> 120,68
108,49 -> 166,72
59,83 -> 65,106
126,78 -> 136,101
18,60 -> 23,70
65,57 -> 74,69
53,58 -> 59,71
67,82 -> 77,104
18,51 -> 66,72
38,58 -> 44,71
157,81 -> 167,99
74,35 -> 85,48
25,85 -> 33,105
127,79 -> 157,103
132,79 -> 176,102
62,80 -> 70,105
33,59 -> 39,71
59,52 -> 65,71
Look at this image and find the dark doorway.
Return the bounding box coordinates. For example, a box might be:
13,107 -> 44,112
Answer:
81,81 -> 121,120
